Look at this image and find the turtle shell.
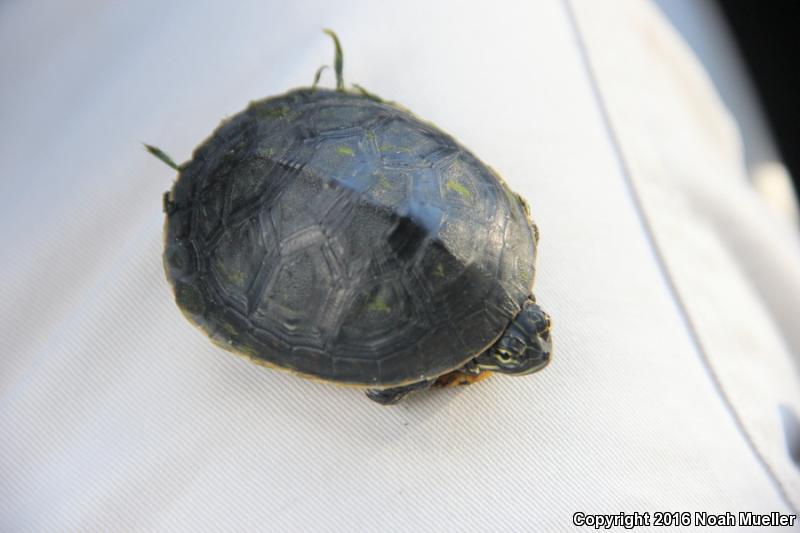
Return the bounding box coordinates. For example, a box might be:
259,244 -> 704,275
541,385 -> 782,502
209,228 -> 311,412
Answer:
163,88 -> 538,387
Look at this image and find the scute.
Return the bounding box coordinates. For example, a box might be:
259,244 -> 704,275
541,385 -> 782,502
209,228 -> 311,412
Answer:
209,219 -> 264,311
164,88 -> 537,387
337,278 -> 414,345
335,199 -> 395,277
374,117 -> 444,164
273,167 -> 325,236
228,157 -> 274,215
364,168 -> 410,209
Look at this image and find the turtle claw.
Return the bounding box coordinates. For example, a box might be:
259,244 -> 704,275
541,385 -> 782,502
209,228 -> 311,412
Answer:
365,380 -> 432,405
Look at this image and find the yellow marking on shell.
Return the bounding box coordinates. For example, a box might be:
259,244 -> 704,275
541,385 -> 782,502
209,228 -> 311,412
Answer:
446,179 -> 472,199
229,270 -> 246,286
217,261 -> 246,287
378,174 -> 392,188
434,263 -> 445,278
221,322 -> 239,337
336,145 -> 354,156
365,295 -> 390,313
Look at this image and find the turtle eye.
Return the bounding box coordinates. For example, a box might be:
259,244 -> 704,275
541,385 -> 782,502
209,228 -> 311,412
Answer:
496,349 -> 514,364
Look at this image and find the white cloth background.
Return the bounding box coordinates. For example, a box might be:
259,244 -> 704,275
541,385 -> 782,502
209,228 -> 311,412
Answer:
1,0 -> 799,531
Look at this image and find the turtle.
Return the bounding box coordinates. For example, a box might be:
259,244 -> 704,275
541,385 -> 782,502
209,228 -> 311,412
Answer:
149,30 -> 552,404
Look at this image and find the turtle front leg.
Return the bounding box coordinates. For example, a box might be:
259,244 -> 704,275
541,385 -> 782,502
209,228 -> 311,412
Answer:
365,379 -> 433,405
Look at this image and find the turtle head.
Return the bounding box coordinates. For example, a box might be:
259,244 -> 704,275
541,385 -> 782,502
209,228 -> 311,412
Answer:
475,300 -> 552,375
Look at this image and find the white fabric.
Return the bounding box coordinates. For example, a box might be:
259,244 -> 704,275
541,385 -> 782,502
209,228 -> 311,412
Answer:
1,0 -> 799,530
